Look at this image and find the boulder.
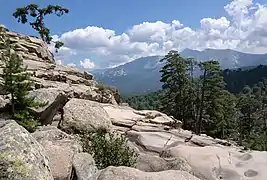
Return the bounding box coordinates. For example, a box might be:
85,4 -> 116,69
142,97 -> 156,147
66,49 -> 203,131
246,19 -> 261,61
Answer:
60,98 -> 112,133
90,166 -> 200,180
32,126 -> 82,180
28,88 -> 68,125
0,120 -> 53,180
72,153 -> 98,180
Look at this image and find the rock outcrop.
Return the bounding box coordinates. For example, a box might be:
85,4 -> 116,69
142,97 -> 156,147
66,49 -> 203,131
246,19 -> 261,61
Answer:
0,120 -> 53,180
0,27 -> 120,126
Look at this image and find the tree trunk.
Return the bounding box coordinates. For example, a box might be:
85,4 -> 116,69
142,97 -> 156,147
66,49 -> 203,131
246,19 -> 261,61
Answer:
197,70 -> 207,135
11,93 -> 15,116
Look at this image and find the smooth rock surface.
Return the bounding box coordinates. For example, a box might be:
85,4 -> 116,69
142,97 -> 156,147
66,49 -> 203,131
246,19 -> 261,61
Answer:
163,144 -> 267,180
0,120 -> 53,180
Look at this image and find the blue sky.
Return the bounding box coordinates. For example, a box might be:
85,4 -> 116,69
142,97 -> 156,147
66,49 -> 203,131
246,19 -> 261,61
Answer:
1,0 -> 230,34
1,0 -> 267,69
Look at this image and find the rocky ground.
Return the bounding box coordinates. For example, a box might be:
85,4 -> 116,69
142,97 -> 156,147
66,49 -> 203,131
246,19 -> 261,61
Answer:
0,27 -> 267,180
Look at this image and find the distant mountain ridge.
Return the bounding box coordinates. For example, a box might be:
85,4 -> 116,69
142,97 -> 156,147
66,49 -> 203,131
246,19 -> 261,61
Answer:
91,48 -> 267,94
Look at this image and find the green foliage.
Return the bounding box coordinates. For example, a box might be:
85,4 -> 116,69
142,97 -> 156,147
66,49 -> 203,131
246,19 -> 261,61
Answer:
96,82 -> 117,92
14,110 -> 41,133
160,51 -> 197,129
223,65 -> 267,94
123,91 -> 163,110
80,129 -> 138,169
0,27 -> 44,132
13,4 -> 69,52
196,60 -> 226,135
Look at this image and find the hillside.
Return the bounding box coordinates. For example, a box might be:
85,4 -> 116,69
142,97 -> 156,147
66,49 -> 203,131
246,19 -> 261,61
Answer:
92,49 -> 267,94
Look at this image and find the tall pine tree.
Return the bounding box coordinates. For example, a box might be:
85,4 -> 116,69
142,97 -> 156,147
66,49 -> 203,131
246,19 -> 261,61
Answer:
160,50 -> 196,129
195,60 -> 226,135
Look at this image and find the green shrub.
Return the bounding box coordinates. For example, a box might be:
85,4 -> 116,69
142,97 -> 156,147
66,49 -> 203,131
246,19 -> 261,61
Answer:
14,110 -> 41,133
80,128 -> 138,169
96,83 -> 117,93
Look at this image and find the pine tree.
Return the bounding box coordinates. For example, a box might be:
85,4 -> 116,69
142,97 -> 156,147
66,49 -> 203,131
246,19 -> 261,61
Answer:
236,86 -> 260,147
196,60 -> 226,135
13,4 -> 69,52
0,27 -> 44,132
160,50 -> 195,128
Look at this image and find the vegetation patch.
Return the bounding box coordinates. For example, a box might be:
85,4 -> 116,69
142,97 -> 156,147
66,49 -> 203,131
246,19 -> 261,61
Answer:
80,128 -> 138,169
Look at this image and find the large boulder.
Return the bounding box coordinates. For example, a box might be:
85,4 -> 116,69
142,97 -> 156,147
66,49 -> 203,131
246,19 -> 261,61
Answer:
60,98 -> 112,133
32,126 -> 82,180
0,120 -> 53,180
28,88 -> 68,125
90,166 -> 200,180
72,153 -> 98,180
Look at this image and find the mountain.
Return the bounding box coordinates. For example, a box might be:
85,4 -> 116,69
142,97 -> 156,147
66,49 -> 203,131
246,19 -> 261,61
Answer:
91,49 -> 267,94
91,56 -> 164,95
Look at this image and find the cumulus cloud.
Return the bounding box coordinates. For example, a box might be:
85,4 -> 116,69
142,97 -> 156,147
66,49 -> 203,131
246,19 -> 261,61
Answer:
80,58 -> 95,69
52,0 -> 267,69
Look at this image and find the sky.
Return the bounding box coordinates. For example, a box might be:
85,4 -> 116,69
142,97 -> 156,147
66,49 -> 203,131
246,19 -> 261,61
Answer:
1,0 -> 267,69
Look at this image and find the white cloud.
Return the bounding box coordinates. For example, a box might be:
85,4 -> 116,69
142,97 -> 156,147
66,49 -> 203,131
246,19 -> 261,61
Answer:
52,0 -> 267,68
67,63 -> 76,67
55,59 -> 62,65
80,58 -> 95,69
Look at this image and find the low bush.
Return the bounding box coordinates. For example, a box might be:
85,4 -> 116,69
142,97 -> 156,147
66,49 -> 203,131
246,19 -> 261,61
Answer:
80,128 -> 138,169
14,110 -> 41,133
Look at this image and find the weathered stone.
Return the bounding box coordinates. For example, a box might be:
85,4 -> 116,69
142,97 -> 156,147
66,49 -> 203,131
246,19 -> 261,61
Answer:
32,126 -> 82,180
132,122 -> 169,132
127,130 -> 185,153
0,120 -> 53,180
60,98 -> 112,133
28,88 -> 68,125
90,166 -> 200,180
136,153 -> 192,173
72,153 -> 98,180
103,105 -> 181,132
4,31 -> 54,63
163,144 -> 267,180
0,28 -> 118,106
